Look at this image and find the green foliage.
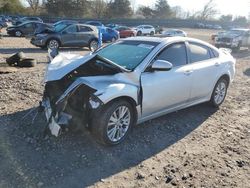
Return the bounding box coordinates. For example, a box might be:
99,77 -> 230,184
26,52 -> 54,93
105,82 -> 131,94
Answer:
106,0 -> 132,18
0,0 -> 25,14
220,15 -> 233,22
154,0 -> 172,19
45,0 -> 89,18
137,6 -> 154,19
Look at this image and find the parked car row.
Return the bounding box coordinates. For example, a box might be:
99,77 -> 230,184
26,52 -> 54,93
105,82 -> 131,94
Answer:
195,23 -> 222,30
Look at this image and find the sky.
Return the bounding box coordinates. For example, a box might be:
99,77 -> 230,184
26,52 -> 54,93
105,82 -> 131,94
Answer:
133,0 -> 250,17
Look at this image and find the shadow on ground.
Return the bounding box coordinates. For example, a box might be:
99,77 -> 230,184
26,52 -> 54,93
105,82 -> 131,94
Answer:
0,103 -> 217,188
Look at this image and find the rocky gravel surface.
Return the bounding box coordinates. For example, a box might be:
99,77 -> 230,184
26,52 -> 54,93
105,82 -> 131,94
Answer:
0,29 -> 249,188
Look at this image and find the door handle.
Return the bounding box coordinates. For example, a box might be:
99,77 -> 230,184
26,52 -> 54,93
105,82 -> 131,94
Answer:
184,70 -> 193,76
215,62 -> 220,67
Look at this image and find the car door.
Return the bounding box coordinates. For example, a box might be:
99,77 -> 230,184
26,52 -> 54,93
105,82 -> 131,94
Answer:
22,23 -> 34,35
141,42 -> 193,118
241,31 -> 250,47
77,25 -> 93,46
187,42 -> 220,102
60,25 -> 78,46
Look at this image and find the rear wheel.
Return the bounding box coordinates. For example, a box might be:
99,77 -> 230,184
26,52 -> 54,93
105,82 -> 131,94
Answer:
150,31 -> 154,36
91,100 -> 135,145
89,39 -> 98,52
137,31 -> 142,36
210,78 -> 228,107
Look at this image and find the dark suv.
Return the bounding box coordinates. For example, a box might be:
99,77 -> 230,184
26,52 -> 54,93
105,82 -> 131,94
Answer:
31,23 -> 99,51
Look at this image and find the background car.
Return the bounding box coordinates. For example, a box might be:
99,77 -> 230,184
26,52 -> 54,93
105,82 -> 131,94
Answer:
13,17 -> 43,26
114,26 -> 136,38
85,21 -> 104,28
6,21 -> 48,37
100,27 -> 119,42
31,23 -> 99,51
134,25 -> 155,36
161,29 -> 187,37
215,28 -> 250,51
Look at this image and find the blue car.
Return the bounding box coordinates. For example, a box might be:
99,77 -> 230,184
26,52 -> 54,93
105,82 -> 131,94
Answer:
100,27 -> 119,42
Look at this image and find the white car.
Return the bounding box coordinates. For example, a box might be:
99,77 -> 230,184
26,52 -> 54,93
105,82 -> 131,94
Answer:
135,25 -> 155,36
42,37 -> 235,145
161,29 -> 187,37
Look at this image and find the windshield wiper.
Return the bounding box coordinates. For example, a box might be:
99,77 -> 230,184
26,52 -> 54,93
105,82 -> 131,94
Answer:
96,55 -> 131,73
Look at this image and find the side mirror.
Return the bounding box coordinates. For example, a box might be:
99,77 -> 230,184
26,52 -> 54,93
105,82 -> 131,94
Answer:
151,60 -> 173,71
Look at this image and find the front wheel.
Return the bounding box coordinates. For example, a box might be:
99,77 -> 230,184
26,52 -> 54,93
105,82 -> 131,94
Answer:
150,31 -> 154,36
15,30 -> 22,37
210,78 -> 228,107
47,39 -> 60,49
91,100 -> 135,145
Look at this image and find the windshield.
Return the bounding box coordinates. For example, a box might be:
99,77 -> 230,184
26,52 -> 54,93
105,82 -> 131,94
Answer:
227,30 -> 246,35
97,40 -> 159,70
54,23 -> 68,32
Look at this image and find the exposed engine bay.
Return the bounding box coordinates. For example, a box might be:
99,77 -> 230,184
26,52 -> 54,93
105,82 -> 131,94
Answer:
41,53 -> 139,136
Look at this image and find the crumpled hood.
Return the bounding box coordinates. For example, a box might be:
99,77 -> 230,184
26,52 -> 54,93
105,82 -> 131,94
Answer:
44,52 -> 94,82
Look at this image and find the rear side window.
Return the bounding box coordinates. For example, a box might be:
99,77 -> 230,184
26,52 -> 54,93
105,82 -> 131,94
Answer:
189,42 -> 211,63
65,25 -> 77,33
79,26 -> 92,32
156,42 -> 187,67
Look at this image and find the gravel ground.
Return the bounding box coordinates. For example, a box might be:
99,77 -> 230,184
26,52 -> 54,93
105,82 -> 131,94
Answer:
0,29 -> 249,188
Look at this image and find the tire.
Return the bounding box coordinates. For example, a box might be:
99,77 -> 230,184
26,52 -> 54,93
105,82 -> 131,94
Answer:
210,78 -> 229,107
150,31 -> 154,36
47,39 -> 60,49
6,52 -> 25,66
111,37 -> 116,42
91,100 -> 136,145
15,30 -> 22,37
137,31 -> 142,36
89,39 -> 98,52
18,58 -> 37,67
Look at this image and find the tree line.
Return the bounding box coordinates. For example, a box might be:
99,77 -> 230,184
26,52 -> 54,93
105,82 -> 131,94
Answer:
0,0 -> 249,25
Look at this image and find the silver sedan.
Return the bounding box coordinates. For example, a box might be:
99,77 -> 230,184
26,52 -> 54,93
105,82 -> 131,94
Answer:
42,37 -> 235,145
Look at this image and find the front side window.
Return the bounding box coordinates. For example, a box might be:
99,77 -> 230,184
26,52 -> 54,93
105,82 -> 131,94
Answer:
156,42 -> 187,67
97,41 -> 159,70
189,42 -> 211,63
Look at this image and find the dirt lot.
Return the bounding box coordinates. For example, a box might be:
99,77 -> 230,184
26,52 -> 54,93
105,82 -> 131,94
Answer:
0,29 -> 249,188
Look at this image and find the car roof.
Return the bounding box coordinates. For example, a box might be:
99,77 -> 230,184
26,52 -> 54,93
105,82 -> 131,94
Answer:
230,28 -> 249,31
77,24 -> 98,31
123,36 -> 216,49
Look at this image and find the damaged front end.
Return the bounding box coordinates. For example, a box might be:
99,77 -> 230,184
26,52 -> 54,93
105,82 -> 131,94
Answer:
41,52 -> 139,136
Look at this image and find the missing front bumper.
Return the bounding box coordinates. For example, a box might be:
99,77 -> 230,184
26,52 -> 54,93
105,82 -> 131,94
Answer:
41,99 -> 72,137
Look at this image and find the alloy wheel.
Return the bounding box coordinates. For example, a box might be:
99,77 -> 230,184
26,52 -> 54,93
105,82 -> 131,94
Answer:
48,40 -> 59,49
214,81 -> 226,105
107,105 -> 131,142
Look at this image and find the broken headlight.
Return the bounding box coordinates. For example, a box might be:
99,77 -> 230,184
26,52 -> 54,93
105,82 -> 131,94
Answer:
89,95 -> 103,109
